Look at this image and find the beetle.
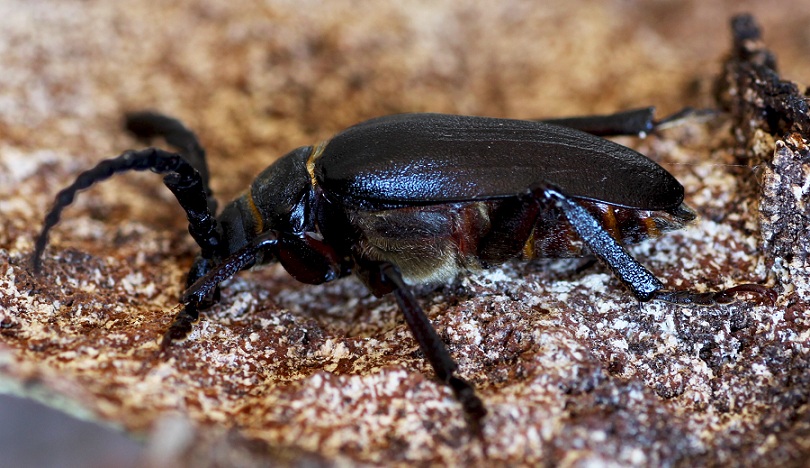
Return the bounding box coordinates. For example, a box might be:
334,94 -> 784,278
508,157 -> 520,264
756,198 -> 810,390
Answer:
32,108 -> 773,433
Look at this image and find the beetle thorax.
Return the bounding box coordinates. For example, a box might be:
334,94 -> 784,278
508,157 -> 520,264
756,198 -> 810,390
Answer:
217,147 -> 315,260
349,202 -> 492,285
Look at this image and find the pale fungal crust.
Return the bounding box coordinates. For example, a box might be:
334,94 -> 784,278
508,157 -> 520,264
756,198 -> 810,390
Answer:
1,1 -> 809,466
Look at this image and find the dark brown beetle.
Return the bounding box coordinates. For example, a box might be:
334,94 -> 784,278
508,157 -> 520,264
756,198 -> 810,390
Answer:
32,108 -> 773,433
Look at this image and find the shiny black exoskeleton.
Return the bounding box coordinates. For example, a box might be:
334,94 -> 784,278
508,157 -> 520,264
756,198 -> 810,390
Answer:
32,108 -> 774,434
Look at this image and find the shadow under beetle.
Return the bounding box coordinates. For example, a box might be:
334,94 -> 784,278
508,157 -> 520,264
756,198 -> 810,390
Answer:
32,107 -> 774,434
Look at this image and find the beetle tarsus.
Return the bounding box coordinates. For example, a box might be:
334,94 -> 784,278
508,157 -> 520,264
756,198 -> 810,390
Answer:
449,375 -> 487,438
652,107 -> 720,131
652,284 -> 776,306
161,306 -> 200,350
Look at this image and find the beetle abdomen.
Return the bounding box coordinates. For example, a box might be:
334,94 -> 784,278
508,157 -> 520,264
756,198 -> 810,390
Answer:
349,198 -> 695,284
525,201 -> 696,259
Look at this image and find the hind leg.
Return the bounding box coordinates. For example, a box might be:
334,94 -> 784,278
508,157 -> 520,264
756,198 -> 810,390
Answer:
553,191 -> 775,305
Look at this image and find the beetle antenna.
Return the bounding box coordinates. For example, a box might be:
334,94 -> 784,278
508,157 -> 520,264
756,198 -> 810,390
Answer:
32,148 -> 221,273
125,111 -> 217,214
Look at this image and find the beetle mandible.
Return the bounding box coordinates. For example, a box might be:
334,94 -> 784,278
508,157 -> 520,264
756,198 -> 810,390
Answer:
32,108 -> 774,433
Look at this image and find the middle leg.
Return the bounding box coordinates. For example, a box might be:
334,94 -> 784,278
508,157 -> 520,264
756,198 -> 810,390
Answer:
356,260 -> 487,436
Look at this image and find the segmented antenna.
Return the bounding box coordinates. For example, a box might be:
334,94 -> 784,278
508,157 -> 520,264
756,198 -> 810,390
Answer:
125,113 -> 210,187
32,148 -> 220,272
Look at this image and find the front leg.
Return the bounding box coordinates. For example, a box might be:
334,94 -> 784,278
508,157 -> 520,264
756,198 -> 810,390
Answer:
357,260 -> 487,436
160,255 -> 219,349
167,231 -> 346,348
162,231 -> 282,349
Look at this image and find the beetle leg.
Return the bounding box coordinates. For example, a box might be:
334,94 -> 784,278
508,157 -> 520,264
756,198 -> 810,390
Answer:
181,231 -> 280,308
539,107 -> 656,137
539,107 -> 721,137
156,231 -> 281,349
553,191 -> 665,300
358,261 -> 487,436
554,192 -> 775,305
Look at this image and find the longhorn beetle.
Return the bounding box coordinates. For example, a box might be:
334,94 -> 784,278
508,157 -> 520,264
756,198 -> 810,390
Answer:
32,108 -> 774,434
